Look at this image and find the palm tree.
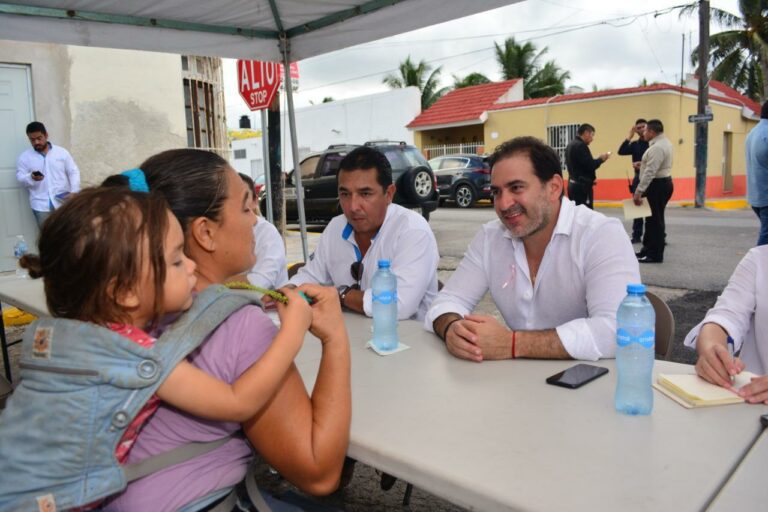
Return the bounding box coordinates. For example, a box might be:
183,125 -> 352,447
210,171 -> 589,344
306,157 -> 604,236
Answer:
493,37 -> 570,99
685,1 -> 768,101
382,56 -> 450,110
527,61 -> 571,97
453,72 -> 491,89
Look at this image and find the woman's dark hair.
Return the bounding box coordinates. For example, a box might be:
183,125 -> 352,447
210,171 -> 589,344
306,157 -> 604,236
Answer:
104,149 -> 231,233
20,187 -> 170,326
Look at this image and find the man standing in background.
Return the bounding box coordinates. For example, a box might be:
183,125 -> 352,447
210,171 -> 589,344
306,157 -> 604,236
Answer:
16,121 -> 80,227
633,119 -> 673,263
618,118 -> 649,243
565,123 -> 610,209
746,101 -> 768,246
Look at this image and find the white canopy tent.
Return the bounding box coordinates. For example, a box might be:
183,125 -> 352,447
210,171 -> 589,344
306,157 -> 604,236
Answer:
0,0 -> 521,259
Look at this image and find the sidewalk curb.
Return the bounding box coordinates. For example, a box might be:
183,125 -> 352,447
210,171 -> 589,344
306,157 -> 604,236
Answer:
595,198 -> 748,210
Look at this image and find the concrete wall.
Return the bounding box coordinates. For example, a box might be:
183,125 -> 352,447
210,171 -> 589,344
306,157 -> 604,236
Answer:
0,41 -> 73,152
67,46 -> 186,185
0,41 -> 187,188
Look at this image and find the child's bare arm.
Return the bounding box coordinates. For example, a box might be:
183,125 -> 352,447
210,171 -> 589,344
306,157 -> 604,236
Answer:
156,287 -> 312,422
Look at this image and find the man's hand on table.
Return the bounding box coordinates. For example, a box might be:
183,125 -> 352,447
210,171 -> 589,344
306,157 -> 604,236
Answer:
462,315 -> 514,360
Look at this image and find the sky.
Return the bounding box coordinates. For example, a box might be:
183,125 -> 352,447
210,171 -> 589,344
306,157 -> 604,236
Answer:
223,0 -> 741,129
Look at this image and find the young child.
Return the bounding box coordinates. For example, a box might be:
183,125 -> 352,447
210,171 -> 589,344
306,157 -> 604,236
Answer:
4,186 -> 313,508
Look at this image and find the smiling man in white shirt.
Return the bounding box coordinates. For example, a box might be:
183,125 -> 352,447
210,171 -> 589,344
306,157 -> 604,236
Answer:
289,146 -> 439,321
427,136 -> 640,362
16,121 -> 80,227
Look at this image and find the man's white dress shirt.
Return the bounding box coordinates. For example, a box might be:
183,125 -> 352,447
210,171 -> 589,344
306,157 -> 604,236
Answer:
426,198 -> 640,360
247,218 -> 289,289
289,203 -> 439,321
684,246 -> 768,375
16,143 -> 80,211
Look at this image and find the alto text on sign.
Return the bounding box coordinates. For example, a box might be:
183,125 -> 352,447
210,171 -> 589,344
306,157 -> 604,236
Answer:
237,60 -> 282,111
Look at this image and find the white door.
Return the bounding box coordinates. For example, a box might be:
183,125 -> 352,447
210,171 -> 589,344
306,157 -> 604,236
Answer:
0,64 -> 36,272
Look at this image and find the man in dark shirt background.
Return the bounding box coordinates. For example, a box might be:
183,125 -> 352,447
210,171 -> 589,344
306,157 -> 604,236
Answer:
565,123 -> 610,209
618,118 -> 649,243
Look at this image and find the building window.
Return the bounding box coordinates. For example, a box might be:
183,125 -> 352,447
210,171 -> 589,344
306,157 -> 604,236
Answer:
184,78 -> 218,150
547,123 -> 579,170
234,149 -> 247,159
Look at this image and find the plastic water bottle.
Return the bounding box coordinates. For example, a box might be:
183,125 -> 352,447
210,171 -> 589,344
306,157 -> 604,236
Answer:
13,235 -> 29,278
615,283 -> 655,415
372,259 -> 399,351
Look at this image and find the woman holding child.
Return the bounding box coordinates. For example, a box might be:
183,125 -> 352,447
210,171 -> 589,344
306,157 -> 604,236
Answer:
106,150 -> 351,510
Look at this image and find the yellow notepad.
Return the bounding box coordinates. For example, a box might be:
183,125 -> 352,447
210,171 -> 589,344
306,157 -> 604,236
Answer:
654,372 -> 757,408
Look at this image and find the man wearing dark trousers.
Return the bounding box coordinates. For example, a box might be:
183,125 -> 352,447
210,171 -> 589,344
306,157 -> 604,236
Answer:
633,119 -> 673,263
618,118 -> 649,243
565,123 -> 610,209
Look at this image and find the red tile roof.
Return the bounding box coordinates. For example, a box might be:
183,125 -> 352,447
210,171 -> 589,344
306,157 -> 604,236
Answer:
407,79 -> 520,128
489,81 -> 759,116
708,80 -> 761,115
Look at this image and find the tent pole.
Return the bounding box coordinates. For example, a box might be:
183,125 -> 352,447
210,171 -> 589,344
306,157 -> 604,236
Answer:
260,110 -> 274,224
279,35 -> 309,262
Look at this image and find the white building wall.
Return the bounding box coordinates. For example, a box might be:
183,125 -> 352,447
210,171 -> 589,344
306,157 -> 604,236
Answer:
68,46 -> 186,184
239,87 -> 421,172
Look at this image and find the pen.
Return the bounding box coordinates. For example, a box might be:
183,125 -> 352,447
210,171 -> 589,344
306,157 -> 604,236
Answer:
726,336 -> 735,382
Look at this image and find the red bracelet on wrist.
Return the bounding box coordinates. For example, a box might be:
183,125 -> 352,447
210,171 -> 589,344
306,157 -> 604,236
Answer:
511,330 -> 517,359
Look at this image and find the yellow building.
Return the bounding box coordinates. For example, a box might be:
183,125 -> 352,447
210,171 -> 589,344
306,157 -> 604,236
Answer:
409,78 -> 760,201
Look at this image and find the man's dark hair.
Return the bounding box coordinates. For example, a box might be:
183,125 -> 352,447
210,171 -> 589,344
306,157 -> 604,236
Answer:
489,136 -> 563,185
26,121 -> 47,135
577,123 -> 595,135
338,146 -> 393,189
635,118 -> 647,125
761,101 -> 768,119
646,119 -> 664,134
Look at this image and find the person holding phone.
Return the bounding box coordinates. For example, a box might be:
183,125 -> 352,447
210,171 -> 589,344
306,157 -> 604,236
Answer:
427,136 -> 639,363
16,121 -> 81,227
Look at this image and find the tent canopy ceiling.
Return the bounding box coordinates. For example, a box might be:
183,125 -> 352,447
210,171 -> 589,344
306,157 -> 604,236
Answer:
0,0 -> 520,60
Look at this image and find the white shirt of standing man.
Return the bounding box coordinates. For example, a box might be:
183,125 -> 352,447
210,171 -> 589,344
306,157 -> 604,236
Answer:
427,143 -> 640,362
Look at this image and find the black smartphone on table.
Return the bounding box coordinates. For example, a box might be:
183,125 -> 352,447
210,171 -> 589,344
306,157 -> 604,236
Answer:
546,364 -> 609,389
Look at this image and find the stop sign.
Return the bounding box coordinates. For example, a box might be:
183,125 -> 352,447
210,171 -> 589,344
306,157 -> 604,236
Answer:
237,60 -> 282,111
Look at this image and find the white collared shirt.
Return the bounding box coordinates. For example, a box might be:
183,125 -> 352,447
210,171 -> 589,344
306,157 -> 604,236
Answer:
289,203 -> 439,321
16,143 -> 81,211
684,246 -> 768,375
247,217 -> 289,289
426,198 -> 641,360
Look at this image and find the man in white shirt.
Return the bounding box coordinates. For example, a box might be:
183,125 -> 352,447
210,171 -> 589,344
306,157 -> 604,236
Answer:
16,121 -> 80,227
289,146 -> 439,321
427,136 -> 640,362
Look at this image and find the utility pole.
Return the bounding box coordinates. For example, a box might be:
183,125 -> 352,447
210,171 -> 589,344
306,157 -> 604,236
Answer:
268,92 -> 285,235
695,0 -> 710,207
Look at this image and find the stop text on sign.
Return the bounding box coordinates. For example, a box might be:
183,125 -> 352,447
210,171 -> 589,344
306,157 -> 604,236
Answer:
237,60 -> 282,111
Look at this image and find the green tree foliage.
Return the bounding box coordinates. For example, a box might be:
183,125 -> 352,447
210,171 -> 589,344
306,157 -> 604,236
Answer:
453,72 -> 491,89
684,0 -> 768,101
383,56 -> 450,110
494,37 -> 571,98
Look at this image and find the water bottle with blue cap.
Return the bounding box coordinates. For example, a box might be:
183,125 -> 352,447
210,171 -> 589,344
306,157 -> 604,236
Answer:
372,259 -> 398,351
615,283 -> 655,415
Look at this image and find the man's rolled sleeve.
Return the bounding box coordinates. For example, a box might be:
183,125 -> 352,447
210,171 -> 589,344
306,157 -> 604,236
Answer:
425,229 -> 489,332
562,219 -> 640,359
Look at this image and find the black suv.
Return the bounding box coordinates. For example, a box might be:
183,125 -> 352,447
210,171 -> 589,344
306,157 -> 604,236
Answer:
267,141 -> 439,223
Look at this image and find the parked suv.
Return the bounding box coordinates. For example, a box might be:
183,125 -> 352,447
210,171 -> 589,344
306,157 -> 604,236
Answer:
269,141 -> 439,223
429,154 -> 491,208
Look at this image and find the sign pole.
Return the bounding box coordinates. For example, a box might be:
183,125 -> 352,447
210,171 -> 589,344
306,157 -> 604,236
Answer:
260,109 -> 273,224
